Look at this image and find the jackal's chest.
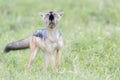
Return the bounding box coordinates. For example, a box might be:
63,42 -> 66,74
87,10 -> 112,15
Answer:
43,39 -> 61,52
34,29 -> 63,52
50,41 -> 59,49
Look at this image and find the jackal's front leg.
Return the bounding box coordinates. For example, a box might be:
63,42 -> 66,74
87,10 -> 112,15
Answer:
56,49 -> 62,71
50,53 -> 55,71
44,52 -> 55,71
43,52 -> 49,71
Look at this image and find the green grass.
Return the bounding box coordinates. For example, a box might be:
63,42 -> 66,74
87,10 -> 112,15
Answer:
0,0 -> 120,80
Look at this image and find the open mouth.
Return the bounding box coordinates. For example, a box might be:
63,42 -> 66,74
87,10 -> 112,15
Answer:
49,22 -> 55,29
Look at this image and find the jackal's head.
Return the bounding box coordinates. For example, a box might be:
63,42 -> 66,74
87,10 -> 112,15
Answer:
40,11 -> 64,29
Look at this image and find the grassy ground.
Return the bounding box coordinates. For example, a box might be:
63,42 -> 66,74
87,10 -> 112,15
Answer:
0,0 -> 120,80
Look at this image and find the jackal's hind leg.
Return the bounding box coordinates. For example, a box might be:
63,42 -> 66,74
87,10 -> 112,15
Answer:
25,39 -> 39,72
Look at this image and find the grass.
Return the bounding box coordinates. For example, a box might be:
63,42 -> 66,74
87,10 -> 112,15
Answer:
0,0 -> 120,80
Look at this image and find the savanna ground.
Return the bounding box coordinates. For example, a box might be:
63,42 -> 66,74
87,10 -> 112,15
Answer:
0,0 -> 120,80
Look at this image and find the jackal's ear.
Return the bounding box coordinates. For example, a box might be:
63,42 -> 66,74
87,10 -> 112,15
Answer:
57,12 -> 64,20
58,12 -> 64,17
39,13 -> 46,20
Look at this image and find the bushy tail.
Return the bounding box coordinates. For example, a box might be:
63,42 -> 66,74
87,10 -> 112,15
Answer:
4,37 -> 30,53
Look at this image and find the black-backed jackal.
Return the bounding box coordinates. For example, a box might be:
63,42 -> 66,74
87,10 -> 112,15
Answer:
4,11 -> 64,72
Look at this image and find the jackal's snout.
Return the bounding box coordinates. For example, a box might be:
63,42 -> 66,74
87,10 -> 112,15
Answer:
49,12 -> 54,21
49,11 -> 55,25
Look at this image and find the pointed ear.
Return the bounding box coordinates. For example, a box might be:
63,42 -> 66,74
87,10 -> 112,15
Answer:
57,12 -> 64,20
39,12 -> 46,20
58,12 -> 64,17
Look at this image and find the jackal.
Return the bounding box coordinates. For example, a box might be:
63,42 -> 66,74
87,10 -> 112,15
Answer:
4,11 -> 64,71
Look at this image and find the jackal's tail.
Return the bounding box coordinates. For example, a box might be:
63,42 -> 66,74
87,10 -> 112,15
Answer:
4,37 -> 30,53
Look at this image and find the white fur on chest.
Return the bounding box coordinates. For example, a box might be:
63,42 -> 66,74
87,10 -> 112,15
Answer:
36,29 -> 63,52
47,37 -> 60,52
44,36 -> 63,52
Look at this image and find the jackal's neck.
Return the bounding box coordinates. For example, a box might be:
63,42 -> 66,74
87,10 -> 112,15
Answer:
46,26 -> 60,41
47,27 -> 59,35
46,24 -> 59,32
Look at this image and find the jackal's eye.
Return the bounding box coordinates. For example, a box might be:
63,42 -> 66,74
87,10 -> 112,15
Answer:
53,13 -> 57,16
44,13 -> 49,20
53,14 -> 59,19
52,13 -> 58,19
46,13 -> 49,17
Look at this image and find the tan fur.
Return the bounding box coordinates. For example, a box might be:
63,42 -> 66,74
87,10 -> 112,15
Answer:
25,12 -> 64,72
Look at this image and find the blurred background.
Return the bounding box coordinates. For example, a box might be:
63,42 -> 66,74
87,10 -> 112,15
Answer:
0,0 -> 120,80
